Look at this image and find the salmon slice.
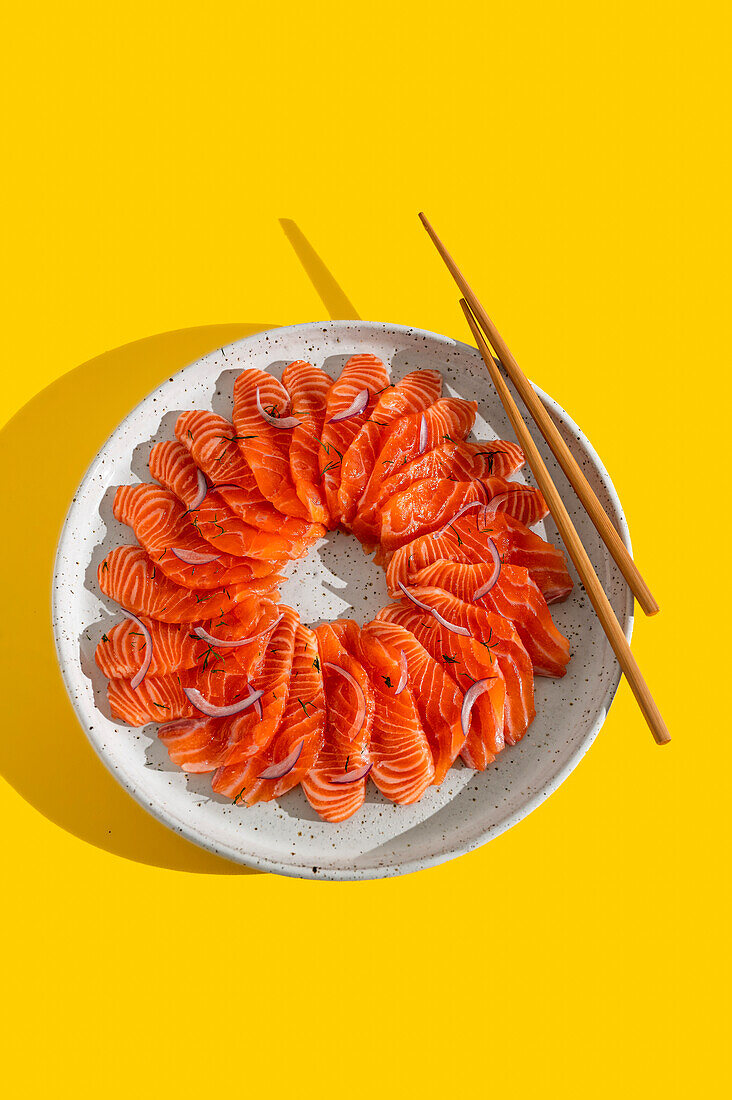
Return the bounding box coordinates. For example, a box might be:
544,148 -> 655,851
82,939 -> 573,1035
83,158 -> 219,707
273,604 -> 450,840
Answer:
371,442 -> 522,527
174,411 -> 323,543
232,369 -> 310,519
148,439 -> 203,506
352,397 -> 478,547
187,490 -> 300,562
212,605 -> 299,771
377,600 -> 505,768
377,477 -> 548,557
113,483 -> 277,587
98,546 -> 283,623
94,596 -> 277,680
163,608 -> 301,777
282,360 -> 334,525
377,479 -> 485,558
212,623 -> 326,802
301,621 -> 375,823
402,586 -> 535,745
337,369 -> 443,525
385,511 -> 574,604
158,716 -> 231,774
357,628 -> 435,803
375,439 -> 524,508
319,354 -> 390,524
175,409 -> 258,491
410,560 -> 570,677
149,440 -> 310,561
114,650 -> 254,728
109,672 -> 193,726
361,619 -> 465,784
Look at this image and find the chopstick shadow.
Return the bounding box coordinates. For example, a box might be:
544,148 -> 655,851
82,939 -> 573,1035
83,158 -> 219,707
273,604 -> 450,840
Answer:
0,323 -> 275,875
279,219 -> 361,320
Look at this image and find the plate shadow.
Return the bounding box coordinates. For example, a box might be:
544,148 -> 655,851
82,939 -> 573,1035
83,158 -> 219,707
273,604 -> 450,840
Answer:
0,322 -> 276,874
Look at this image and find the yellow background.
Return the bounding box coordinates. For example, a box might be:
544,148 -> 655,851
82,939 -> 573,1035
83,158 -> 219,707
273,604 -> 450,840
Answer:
1,2 -> 729,1096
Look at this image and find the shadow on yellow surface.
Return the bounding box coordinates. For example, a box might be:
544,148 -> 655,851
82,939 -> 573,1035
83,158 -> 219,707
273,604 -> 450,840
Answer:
0,323 -> 275,874
279,219 -> 361,320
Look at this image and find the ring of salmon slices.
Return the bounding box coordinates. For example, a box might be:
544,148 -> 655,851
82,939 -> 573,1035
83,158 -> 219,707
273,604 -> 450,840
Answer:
92,357 -> 573,822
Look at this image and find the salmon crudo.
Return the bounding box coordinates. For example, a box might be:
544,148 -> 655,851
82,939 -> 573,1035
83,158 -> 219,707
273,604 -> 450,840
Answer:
92,355 -> 573,822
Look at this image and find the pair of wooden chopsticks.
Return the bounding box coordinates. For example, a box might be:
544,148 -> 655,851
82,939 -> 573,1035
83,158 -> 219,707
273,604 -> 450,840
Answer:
419,213 -> 670,746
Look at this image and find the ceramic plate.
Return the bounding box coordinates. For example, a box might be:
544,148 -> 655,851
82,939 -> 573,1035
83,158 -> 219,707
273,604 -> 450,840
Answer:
52,320 -> 633,879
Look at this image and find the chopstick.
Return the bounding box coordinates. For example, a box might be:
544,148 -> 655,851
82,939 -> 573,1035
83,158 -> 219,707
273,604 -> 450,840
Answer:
419,212 -> 660,619
460,298 -> 670,746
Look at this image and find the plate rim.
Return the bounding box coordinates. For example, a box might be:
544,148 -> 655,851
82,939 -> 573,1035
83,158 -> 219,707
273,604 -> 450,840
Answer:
51,319 -> 634,880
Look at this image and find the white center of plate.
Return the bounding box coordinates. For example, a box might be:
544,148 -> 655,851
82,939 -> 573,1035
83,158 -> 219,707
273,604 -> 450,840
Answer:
279,529 -> 388,628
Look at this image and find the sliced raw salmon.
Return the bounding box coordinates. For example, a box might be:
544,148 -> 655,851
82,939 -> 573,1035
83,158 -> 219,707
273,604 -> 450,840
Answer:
337,369 -> 442,525
410,560 -> 570,677
357,628 -> 435,803
154,648 -> 266,763
282,360 -> 334,525
160,608 -> 300,775
377,599 -> 506,767
377,478 -> 485,558
386,511 -> 574,604
212,622 -> 326,803
158,716 -> 230,773
149,440 -> 312,560
232,369 -> 310,519
377,477 -> 548,557
98,545 -> 283,623
113,483 -> 277,587
375,438 -> 524,511
212,605 -> 299,771
352,397 -> 478,548
174,410 -> 324,543
361,619 -> 465,784
187,490 -> 299,562
300,620 -> 375,823
109,672 -> 193,726
175,409 -> 258,490
402,586 -> 535,745
94,596 -> 276,680
148,439 -> 203,507
319,354 -> 390,524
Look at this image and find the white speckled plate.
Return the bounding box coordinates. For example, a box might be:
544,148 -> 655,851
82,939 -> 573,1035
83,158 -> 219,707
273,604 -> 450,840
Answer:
52,321 -> 633,879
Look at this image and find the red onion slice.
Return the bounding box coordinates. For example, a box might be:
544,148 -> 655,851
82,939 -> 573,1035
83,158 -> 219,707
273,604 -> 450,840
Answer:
430,499 -> 483,539
324,661 -> 366,740
192,611 -> 280,651
431,607 -> 472,637
461,678 -> 496,739
395,650 -> 408,695
189,468 -> 208,510
331,762 -> 373,785
472,537 -> 502,600
239,612 -> 284,645
418,413 -> 428,454
397,580 -> 434,612
170,547 -> 221,565
256,386 -> 301,429
398,582 -> 471,637
329,388 -> 369,423
257,738 -> 305,780
254,697 -> 263,719
183,686 -> 263,718
482,489 -> 533,513
193,612 -> 283,648
122,610 -> 153,691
